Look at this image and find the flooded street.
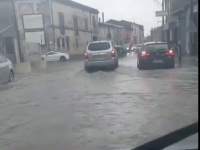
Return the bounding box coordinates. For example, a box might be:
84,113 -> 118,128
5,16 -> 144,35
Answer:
0,56 -> 198,150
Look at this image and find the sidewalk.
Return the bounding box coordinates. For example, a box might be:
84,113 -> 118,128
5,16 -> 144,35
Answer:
175,56 -> 198,66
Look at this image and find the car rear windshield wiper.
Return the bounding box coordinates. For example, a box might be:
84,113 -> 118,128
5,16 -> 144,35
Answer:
131,122 -> 198,150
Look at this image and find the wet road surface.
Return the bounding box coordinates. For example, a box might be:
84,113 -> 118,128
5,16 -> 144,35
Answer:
0,55 -> 198,150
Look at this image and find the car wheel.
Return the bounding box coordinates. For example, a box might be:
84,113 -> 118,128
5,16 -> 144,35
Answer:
9,70 -> 14,82
84,66 -> 90,72
137,61 -> 144,70
113,61 -> 118,70
169,63 -> 175,69
60,56 -> 66,62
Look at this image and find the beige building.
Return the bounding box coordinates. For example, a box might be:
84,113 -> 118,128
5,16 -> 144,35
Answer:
52,0 -> 99,56
98,22 -> 124,45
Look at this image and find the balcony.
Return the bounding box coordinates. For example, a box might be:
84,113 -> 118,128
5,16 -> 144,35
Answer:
170,0 -> 190,14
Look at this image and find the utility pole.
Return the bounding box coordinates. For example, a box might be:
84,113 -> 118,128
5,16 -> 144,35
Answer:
162,0 -> 165,41
11,0 -> 23,62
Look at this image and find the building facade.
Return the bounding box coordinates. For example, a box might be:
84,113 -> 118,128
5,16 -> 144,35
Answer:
106,20 -> 133,44
52,0 -> 99,56
164,0 -> 198,56
150,26 -> 163,42
12,0 -> 54,62
98,22 -> 124,45
3,0 -> 99,62
132,23 -> 139,45
138,25 -> 144,44
132,23 -> 144,44
0,0 -> 21,64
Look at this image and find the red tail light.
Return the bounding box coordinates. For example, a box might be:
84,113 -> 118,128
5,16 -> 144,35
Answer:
111,50 -> 116,57
84,52 -> 88,59
141,51 -> 150,57
166,50 -> 174,55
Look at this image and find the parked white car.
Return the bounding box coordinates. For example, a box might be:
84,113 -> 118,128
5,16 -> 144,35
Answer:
41,51 -> 69,62
0,53 -> 14,84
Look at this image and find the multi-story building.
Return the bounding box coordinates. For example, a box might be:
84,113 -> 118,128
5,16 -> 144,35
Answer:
13,0 -> 53,62
132,23 -> 144,44
3,0 -> 99,62
98,22 -> 124,45
106,19 -> 144,45
52,0 -> 99,57
0,0 -> 21,64
150,26 -> 163,42
132,23 -> 139,45
138,25 -> 144,44
106,19 -> 133,44
163,0 -> 198,56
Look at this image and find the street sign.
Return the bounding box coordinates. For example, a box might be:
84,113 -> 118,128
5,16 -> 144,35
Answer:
156,11 -> 168,17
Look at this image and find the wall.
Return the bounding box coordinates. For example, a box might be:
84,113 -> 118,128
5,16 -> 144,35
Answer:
52,1 -> 98,55
150,27 -> 162,41
123,29 -> 132,44
0,0 -> 19,63
98,26 -> 107,40
14,0 -> 53,59
98,23 -> 123,45
139,29 -> 144,44
179,16 -> 187,55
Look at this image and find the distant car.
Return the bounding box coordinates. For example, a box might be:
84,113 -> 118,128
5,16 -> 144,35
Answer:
137,42 -> 175,70
0,53 -> 14,84
122,43 -> 131,53
41,51 -> 69,62
114,45 -> 126,58
135,44 -> 143,54
84,40 -> 119,72
131,46 -> 137,52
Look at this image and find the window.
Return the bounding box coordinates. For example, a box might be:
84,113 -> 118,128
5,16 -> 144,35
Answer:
66,36 -> 70,51
84,18 -> 88,30
88,42 -> 111,51
73,16 -> 78,35
92,16 -> 96,29
46,52 -> 57,56
58,12 -> 65,34
144,43 -> 168,51
76,39 -> 78,48
58,12 -> 64,26
57,38 -> 60,48
0,54 -> 7,63
62,38 -> 65,48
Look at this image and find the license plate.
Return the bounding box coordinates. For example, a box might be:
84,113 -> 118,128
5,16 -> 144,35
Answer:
94,55 -> 104,60
153,60 -> 163,63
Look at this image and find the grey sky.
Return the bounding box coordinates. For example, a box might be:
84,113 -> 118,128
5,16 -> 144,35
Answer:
74,0 -> 163,36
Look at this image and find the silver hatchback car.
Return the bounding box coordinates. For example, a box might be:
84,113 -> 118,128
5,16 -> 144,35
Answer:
84,40 -> 119,72
0,53 -> 15,84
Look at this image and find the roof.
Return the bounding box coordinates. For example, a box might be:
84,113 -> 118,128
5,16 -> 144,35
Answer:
144,41 -> 167,45
89,40 -> 112,44
98,22 -> 124,28
106,19 -> 133,30
114,45 -> 123,47
53,0 -> 99,14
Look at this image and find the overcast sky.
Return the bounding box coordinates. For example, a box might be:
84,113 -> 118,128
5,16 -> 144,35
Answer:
74,0 -> 163,36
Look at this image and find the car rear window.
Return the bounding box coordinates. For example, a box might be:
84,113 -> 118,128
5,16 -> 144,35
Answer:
88,42 -> 111,51
114,47 -> 122,51
146,44 -> 168,51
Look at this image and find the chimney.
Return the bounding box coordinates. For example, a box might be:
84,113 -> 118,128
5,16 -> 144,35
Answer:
102,12 -> 104,23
